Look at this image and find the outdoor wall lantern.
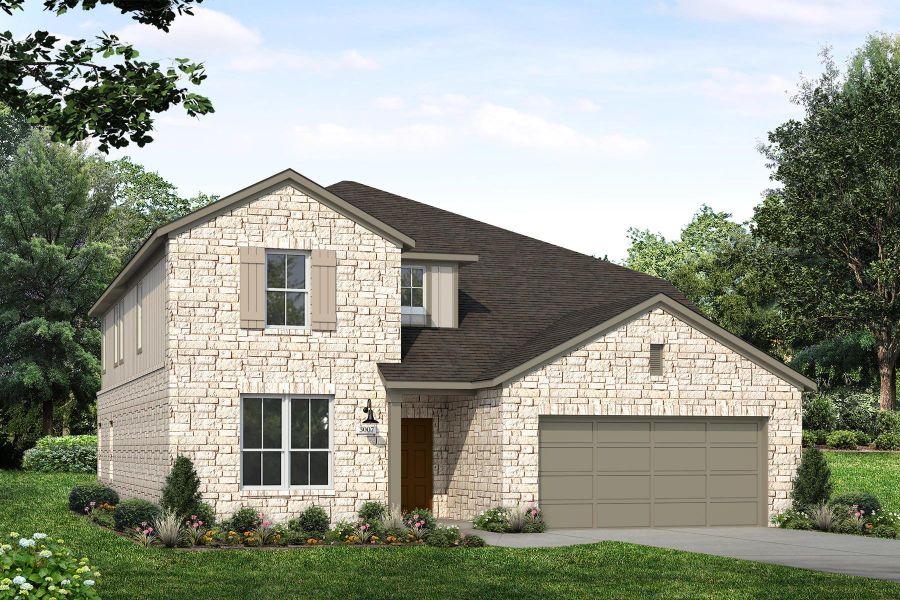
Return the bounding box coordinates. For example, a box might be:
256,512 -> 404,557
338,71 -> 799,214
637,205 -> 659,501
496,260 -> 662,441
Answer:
362,399 -> 379,424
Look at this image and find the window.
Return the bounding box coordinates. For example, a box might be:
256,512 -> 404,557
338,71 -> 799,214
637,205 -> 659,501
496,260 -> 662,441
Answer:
241,396 -> 331,488
136,279 -> 143,354
649,343 -> 664,376
113,300 -> 125,366
266,251 -> 308,327
401,266 -> 425,313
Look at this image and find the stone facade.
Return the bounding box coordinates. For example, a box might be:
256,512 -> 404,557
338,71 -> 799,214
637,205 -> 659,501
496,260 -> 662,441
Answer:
165,184 -> 401,522
483,307 -> 803,519
96,367 -> 169,501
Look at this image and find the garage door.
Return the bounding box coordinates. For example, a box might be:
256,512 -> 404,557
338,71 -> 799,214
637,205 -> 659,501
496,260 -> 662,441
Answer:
539,417 -> 767,528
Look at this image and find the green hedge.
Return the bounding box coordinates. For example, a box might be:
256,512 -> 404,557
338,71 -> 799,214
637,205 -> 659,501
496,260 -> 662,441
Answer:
22,435 -> 97,473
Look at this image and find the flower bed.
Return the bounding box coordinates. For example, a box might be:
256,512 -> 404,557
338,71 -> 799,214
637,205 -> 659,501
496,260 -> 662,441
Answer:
0,531 -> 100,598
473,506 -> 545,533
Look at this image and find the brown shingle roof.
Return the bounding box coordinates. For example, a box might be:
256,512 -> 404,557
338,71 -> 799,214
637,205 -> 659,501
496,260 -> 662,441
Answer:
327,181 -> 697,383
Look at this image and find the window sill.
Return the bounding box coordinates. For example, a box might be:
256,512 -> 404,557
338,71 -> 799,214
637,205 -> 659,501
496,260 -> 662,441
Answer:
261,326 -> 312,335
240,488 -> 335,498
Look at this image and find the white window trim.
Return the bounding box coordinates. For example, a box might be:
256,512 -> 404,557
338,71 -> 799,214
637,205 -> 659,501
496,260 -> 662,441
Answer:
239,394 -> 334,491
136,279 -> 143,355
264,250 -> 311,329
401,264 -> 427,315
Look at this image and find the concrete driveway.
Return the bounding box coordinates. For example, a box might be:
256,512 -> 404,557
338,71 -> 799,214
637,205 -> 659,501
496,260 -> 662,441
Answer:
453,523 -> 900,582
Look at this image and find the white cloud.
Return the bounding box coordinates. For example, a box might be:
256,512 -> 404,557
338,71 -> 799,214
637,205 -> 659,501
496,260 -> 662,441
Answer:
374,96 -> 407,110
574,99 -> 602,113
117,8 -> 377,72
472,103 -> 648,155
293,123 -> 450,155
419,94 -> 471,116
670,0 -> 885,31
698,67 -> 794,115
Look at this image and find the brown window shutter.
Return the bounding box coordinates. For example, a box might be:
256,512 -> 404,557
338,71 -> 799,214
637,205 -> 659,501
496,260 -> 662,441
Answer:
311,249 -> 337,331
239,247 -> 265,329
649,343 -> 664,376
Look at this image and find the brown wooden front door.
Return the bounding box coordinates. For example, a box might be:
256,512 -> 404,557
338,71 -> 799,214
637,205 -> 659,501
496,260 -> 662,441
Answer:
401,418 -> 433,512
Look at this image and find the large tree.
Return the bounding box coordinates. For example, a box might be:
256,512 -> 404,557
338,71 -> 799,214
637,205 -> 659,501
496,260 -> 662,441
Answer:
756,35 -> 900,410
0,0 -> 213,152
0,130 -> 120,440
625,206 -> 779,352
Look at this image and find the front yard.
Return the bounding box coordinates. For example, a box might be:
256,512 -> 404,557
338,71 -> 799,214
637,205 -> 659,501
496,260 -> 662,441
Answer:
824,450 -> 900,513
3,471 -> 900,600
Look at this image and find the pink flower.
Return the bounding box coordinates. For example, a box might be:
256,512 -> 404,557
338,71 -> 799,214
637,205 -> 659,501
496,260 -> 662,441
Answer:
191,515 -> 196,519
262,520 -> 272,527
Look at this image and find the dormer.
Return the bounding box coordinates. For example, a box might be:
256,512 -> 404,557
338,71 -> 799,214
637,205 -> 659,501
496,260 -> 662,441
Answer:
400,252 -> 478,328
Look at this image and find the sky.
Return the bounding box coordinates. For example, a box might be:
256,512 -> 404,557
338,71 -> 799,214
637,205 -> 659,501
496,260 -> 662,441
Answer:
5,0 -> 899,259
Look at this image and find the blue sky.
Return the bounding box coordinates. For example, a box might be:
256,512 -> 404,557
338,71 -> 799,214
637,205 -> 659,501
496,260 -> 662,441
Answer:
7,1 -> 897,258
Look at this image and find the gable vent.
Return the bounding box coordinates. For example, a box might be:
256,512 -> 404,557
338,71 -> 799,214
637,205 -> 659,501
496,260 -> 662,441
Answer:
649,343 -> 665,376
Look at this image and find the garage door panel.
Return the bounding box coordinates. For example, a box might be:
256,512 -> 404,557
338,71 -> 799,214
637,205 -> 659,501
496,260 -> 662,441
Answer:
654,474 -> 706,499
543,503 -> 593,528
539,417 -> 765,528
709,474 -> 758,499
709,502 -> 758,526
597,503 -> 651,527
709,422 -> 758,444
541,421 -> 592,444
541,446 -> 593,472
654,421 -> 706,443
654,502 -> 707,526
597,447 -> 650,472
653,446 -> 706,471
540,475 -> 593,500
710,447 -> 757,471
596,475 -> 650,500
595,421 -> 651,443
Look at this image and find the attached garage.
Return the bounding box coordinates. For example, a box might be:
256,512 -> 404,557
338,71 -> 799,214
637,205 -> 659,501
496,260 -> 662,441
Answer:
539,417 -> 767,528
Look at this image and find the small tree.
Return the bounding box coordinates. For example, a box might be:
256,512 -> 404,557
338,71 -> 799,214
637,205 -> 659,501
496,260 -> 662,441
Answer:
161,455 -> 202,519
791,448 -> 833,509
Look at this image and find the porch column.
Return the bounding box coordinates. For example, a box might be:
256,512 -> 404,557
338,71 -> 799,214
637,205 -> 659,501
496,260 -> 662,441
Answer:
387,388 -> 402,509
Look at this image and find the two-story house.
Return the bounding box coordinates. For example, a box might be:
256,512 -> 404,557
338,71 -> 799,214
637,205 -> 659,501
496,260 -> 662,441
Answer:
89,169 -> 814,528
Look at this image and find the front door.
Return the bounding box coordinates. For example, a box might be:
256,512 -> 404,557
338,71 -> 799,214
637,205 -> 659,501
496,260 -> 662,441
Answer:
401,418 -> 433,512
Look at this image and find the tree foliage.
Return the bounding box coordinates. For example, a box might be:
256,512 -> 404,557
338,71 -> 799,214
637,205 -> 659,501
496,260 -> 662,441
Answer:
161,455 -> 202,519
0,130 -> 120,444
625,206 -> 779,351
791,447 -> 833,509
0,0 -> 213,152
755,35 -> 900,409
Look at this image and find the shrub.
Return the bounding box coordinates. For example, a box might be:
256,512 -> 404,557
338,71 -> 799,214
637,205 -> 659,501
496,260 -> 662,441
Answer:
833,392 -> 879,436
876,411 -> 900,436
791,447 -> 832,509
473,506 -> 510,533
358,501 -> 387,524
68,482 -> 119,513
0,532 -> 100,598
801,430 -> 816,447
192,501 -> 216,528
802,394 -> 837,432
154,510 -> 185,548
507,506 -> 546,533
811,429 -> 829,445
808,502 -> 839,532
825,429 -> 858,449
854,431 -> 872,446
22,435 -> 97,473
403,507 -> 436,531
875,432 -> 900,450
114,499 -> 162,531
873,524 -> 897,538
225,507 -> 262,534
288,505 -> 330,538
425,525 -> 460,547
770,507 -> 813,530
160,455 -> 202,519
380,505 -> 405,536
830,492 -> 881,516
325,519 -> 356,543
461,534 -> 487,547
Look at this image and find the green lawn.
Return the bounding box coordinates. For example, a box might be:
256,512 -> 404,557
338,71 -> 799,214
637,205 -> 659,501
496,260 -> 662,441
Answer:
3,472 -> 900,599
824,450 -> 900,512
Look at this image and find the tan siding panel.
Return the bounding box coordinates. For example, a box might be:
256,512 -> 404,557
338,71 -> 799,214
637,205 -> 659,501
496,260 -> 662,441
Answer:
239,247 -> 265,329
311,249 -> 337,331
426,264 -> 458,328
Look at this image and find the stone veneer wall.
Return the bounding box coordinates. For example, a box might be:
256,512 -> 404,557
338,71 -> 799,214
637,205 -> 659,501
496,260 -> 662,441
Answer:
166,184 -> 401,523
96,368 -> 170,501
493,307 -> 803,520
401,393 -> 503,519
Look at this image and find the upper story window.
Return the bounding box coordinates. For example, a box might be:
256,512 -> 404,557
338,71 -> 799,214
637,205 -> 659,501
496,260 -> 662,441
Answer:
113,299 -> 125,366
401,266 -> 425,314
241,396 -> 331,489
266,251 -> 308,327
136,279 -> 143,354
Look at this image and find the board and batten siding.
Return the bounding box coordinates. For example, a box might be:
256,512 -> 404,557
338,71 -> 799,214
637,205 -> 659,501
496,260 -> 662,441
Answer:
426,264 -> 458,328
100,254 -> 166,391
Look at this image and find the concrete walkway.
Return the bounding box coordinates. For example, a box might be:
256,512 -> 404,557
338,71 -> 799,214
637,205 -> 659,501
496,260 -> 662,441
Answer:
448,522 -> 900,582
